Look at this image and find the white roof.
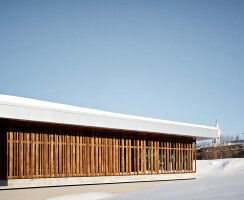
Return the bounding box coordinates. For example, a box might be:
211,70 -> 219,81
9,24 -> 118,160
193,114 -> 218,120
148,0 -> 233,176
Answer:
0,94 -> 218,140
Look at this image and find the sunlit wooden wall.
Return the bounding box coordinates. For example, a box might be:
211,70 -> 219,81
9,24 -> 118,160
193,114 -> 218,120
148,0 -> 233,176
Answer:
0,120 -> 196,179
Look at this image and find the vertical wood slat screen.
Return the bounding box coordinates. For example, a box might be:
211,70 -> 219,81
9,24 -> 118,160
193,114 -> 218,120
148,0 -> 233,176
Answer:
3,126 -> 196,179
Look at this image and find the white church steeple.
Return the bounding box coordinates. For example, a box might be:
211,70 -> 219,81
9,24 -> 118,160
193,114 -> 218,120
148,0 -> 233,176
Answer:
213,119 -> 223,146
216,119 -> 219,129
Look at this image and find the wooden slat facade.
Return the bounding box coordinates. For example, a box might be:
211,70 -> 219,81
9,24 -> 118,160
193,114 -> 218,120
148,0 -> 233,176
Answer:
0,119 -> 196,180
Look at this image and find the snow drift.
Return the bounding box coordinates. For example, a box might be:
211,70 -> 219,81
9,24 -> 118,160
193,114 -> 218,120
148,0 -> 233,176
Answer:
48,158 -> 244,200
106,158 -> 244,200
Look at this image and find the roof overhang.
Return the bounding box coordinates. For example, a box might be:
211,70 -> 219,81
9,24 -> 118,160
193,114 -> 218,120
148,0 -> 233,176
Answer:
0,95 -> 218,141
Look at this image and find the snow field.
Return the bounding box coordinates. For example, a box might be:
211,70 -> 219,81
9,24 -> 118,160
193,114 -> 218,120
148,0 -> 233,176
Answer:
48,158 -> 244,200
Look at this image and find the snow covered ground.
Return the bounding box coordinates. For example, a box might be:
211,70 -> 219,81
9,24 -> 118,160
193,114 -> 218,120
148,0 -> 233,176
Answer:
49,158 -> 244,200
48,192 -> 113,200
106,158 -> 244,200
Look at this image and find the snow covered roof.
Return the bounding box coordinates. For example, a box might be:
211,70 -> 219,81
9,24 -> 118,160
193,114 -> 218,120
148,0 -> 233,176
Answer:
0,94 -> 218,140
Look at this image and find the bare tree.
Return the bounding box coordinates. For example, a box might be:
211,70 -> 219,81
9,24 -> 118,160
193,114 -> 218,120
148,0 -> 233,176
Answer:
226,135 -> 230,142
236,135 -> 239,143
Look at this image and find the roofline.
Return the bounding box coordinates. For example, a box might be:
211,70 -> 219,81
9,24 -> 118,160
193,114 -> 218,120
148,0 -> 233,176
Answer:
0,94 -> 218,140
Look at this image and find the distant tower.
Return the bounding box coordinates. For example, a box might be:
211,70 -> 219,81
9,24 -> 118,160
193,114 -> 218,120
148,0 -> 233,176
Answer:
213,119 -> 223,146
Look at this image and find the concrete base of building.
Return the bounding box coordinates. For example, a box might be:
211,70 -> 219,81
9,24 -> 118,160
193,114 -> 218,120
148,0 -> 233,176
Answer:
0,173 -> 195,189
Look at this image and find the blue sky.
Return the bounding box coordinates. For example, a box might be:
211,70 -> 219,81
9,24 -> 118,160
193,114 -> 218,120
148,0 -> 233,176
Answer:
1,0 -> 244,138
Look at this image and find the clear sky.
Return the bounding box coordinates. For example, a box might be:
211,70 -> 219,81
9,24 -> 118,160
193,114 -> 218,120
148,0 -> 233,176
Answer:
1,0 -> 244,138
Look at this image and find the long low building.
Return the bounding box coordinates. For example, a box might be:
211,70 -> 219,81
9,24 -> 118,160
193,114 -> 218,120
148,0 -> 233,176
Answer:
0,95 -> 218,189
